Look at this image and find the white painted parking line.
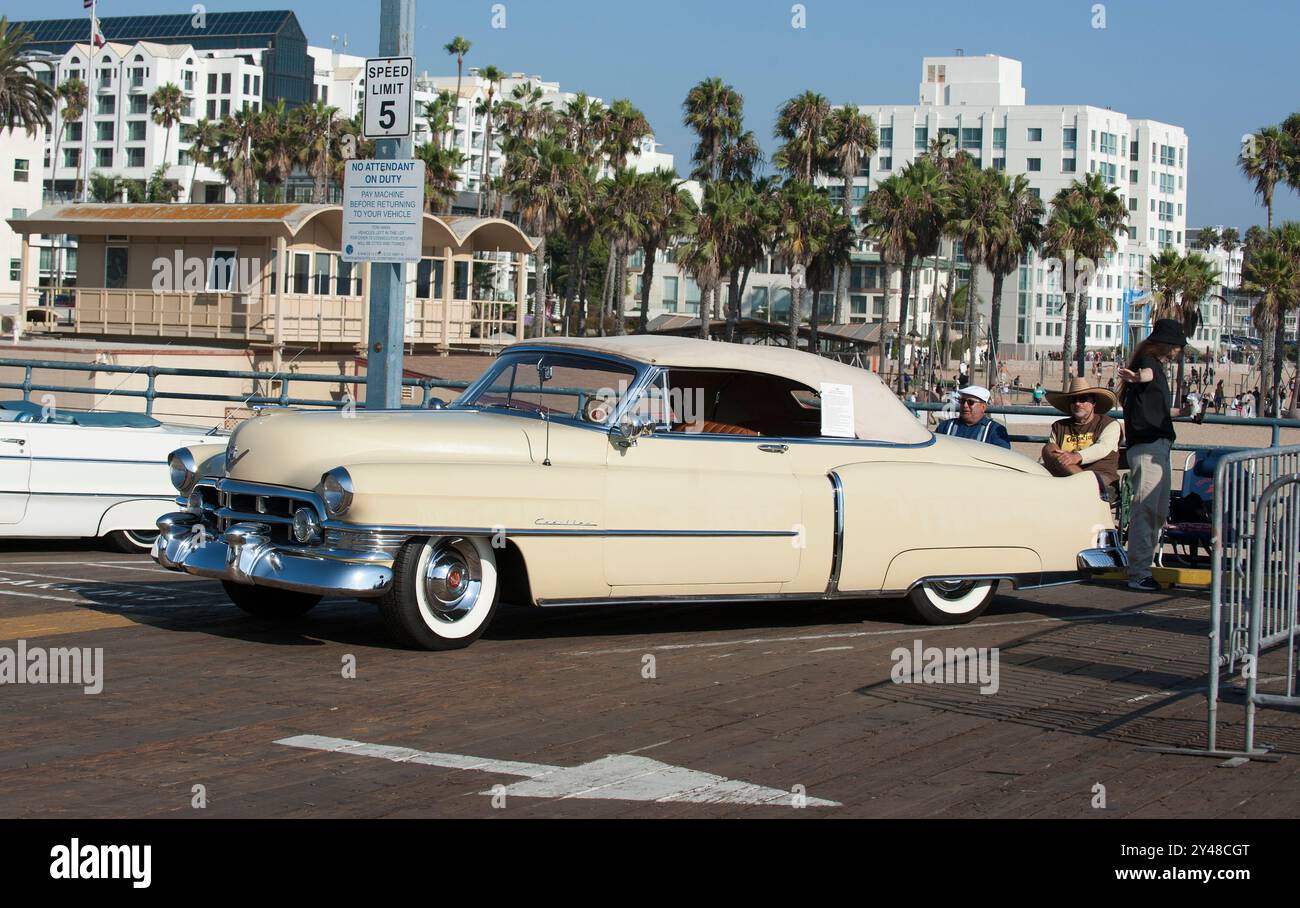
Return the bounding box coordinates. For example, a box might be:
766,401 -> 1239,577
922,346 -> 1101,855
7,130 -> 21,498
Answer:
809,646 -> 854,653
565,603 -> 1208,656
276,734 -> 840,807
0,567 -> 219,597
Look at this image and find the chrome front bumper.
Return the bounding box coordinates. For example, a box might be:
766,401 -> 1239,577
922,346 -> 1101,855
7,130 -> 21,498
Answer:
1077,529 -> 1128,573
152,512 -> 394,598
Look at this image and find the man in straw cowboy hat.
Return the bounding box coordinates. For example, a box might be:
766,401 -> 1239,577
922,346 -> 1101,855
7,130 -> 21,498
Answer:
1041,377 -> 1122,500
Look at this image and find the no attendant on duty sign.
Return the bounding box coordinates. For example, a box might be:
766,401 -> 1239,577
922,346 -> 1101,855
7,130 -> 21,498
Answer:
340,159 -> 426,264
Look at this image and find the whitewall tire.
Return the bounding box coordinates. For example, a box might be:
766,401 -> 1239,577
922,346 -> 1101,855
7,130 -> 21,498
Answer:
905,579 -> 997,625
378,536 -> 500,650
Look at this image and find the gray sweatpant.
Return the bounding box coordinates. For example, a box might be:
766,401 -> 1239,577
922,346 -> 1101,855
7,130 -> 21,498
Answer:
1126,437 -> 1172,580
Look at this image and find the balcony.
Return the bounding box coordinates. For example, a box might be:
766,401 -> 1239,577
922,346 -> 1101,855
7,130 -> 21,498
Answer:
42,289 -> 524,349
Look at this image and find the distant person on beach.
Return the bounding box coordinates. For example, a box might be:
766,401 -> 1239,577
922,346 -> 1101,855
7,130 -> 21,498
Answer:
935,386 -> 1011,449
1214,381 -> 1225,414
1032,382 -> 1046,404
1117,319 -> 1185,593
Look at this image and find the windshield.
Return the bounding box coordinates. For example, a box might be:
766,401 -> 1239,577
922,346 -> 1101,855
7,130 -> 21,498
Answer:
454,350 -> 639,426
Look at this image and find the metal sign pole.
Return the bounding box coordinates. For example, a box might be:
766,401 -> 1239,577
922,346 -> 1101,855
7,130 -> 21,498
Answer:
365,0 -> 416,410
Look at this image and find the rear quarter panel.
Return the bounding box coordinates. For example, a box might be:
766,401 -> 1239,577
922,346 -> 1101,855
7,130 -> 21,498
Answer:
835,461 -> 1111,593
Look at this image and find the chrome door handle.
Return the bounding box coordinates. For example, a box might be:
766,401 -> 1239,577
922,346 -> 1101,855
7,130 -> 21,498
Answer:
0,438 -> 25,445
758,443 -> 788,453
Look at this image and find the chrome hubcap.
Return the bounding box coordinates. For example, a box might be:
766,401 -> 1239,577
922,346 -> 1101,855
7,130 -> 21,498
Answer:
931,579 -> 977,599
421,538 -> 482,622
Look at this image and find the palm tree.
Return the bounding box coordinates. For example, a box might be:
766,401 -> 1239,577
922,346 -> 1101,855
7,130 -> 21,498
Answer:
1221,227 -> 1241,285
635,169 -> 696,333
774,91 -> 831,184
807,210 -> 856,350
415,141 -> 465,214
826,106 -> 877,324
1242,236 -> 1299,412
775,179 -> 832,347
984,172 -> 1044,386
596,167 -> 646,336
423,90 -> 456,151
213,108 -> 260,203
679,202 -> 724,340
149,82 -> 185,177
1240,126 -> 1288,231
89,172 -> 121,203
559,163 -> 599,334
475,65 -> 505,216
949,166 -> 1003,384
1198,226 -> 1221,252
682,77 -> 742,183
0,17 -> 53,136
723,176 -> 778,340
444,35 -> 471,131
294,101 -> 340,203
51,78 -> 87,199
185,117 -> 220,202
253,100 -> 298,202
1043,174 -> 1126,385
504,137 -> 574,338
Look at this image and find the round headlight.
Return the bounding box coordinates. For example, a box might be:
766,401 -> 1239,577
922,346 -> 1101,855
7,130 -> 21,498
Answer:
292,507 -> 322,544
319,467 -> 353,518
168,449 -> 197,494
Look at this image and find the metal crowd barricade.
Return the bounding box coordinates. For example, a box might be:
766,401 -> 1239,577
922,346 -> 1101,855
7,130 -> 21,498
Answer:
1238,472 -> 1300,756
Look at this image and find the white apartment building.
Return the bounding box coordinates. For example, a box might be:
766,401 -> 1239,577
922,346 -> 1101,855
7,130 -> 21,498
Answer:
1,124 -> 47,312
846,54 -> 1189,358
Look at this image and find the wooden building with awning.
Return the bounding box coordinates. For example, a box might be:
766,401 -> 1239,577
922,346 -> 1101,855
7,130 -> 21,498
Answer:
5,204 -> 538,368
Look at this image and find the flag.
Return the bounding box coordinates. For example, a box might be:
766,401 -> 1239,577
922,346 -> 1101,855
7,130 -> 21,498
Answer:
83,0 -> 93,7
92,16 -> 105,48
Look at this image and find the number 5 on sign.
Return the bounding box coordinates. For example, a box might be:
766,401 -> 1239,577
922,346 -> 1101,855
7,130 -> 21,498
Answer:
364,56 -> 413,139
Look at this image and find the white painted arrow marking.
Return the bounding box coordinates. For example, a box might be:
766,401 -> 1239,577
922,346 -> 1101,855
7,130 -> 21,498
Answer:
276,734 -> 839,807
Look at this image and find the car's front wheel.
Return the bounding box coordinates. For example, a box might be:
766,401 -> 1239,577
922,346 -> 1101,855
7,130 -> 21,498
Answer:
222,581 -> 321,618
105,529 -> 159,553
377,535 -> 500,650
905,579 -> 997,625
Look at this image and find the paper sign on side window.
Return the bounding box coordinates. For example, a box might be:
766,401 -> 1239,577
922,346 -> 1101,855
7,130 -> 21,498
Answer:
820,383 -> 855,438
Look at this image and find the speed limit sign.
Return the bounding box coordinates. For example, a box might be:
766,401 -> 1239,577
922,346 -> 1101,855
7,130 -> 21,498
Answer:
363,56 -> 413,139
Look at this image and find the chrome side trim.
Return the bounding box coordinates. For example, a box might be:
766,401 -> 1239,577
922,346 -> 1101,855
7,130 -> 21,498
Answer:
536,590 -> 914,607
825,471 -> 845,596
319,521 -> 799,539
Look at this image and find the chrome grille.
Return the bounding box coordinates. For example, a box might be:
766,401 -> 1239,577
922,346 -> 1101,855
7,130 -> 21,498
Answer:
324,528 -> 409,556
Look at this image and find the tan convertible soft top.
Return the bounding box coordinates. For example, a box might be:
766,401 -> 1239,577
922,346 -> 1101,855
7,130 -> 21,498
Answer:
520,335 -> 932,445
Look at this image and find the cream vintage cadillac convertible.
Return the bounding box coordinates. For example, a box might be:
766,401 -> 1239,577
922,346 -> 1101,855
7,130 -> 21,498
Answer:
153,336 -> 1125,649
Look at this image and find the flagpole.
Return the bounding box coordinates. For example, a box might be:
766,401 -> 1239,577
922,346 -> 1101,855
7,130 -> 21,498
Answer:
82,0 -> 95,202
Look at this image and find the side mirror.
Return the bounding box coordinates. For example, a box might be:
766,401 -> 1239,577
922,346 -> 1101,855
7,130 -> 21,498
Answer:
610,414 -> 654,449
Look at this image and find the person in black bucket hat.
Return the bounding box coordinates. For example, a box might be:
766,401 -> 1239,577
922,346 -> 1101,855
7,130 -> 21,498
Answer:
1116,318 -> 1186,591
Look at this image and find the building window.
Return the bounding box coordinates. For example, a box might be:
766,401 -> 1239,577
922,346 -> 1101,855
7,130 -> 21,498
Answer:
1062,158 -> 1076,173
221,73 -> 231,94
1130,140 -> 1139,161
879,126 -> 892,147
105,247 -> 129,289
127,120 -> 146,141
992,127 -> 1006,149
914,126 -> 928,150
879,156 -> 892,171
220,99 -> 230,116
1027,127 -> 1042,142
63,148 -> 80,168
1062,127 -> 1076,149
95,148 -> 112,167
745,285 -> 767,319
253,75 -> 261,95
207,73 -> 217,93
129,95 -> 147,115
127,147 -> 145,168
960,127 -> 982,149
661,275 -> 679,312
98,95 -> 115,115
96,121 -> 113,142
992,157 -> 1006,171
13,159 -> 28,182
206,99 -> 217,118
1026,157 -> 1041,172
243,74 -> 250,95
8,259 -> 19,281
66,122 -> 82,142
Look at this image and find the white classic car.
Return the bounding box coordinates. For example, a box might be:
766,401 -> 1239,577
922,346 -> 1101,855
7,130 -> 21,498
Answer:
0,400 -> 222,552
154,336 -> 1125,649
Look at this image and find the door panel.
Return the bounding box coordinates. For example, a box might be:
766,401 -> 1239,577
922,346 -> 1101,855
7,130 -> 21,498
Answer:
0,434 -> 31,524
604,434 -> 802,588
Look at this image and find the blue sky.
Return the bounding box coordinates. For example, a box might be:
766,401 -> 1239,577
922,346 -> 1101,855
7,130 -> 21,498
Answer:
19,0 -> 1300,229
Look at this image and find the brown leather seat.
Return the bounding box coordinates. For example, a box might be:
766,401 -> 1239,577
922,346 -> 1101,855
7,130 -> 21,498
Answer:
673,420 -> 759,436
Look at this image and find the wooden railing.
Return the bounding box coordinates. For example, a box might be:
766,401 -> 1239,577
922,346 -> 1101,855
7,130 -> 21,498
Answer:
45,289 -> 525,349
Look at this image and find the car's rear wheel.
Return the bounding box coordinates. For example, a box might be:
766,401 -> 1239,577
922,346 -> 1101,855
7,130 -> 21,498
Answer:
905,579 -> 997,625
222,581 -> 321,618
377,535 -> 500,650
105,528 -> 159,553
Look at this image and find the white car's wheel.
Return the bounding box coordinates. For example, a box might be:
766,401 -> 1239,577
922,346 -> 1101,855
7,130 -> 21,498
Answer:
906,579 -> 997,625
105,529 -> 160,553
378,536 -> 500,650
